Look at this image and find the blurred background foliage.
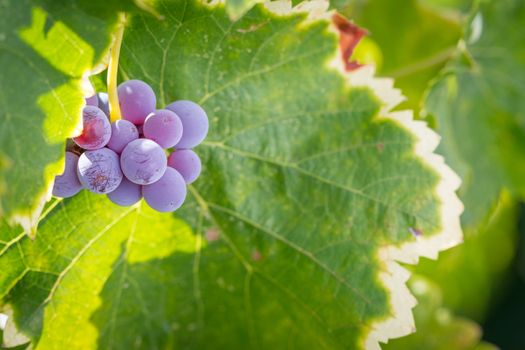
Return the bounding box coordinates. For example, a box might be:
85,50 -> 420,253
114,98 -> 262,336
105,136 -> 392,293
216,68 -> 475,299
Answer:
333,0 -> 525,348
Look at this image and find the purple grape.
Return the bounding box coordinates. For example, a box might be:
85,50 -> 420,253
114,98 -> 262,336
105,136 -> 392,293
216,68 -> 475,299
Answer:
120,139 -> 167,185
107,120 -> 139,154
166,100 -> 208,149
77,148 -> 123,194
85,94 -> 98,106
97,92 -> 110,117
107,177 -> 142,206
142,167 -> 186,212
167,149 -> 201,184
118,80 -> 156,125
143,109 -> 183,148
52,152 -> 83,198
73,106 -> 112,150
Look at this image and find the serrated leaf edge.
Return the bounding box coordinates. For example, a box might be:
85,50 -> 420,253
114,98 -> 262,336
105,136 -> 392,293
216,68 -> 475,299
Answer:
7,34 -> 116,237
264,1 -> 464,348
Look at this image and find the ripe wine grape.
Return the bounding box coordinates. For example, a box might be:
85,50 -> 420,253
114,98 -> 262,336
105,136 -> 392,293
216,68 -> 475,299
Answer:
73,106 -> 112,150
166,100 -> 208,149
107,120 -> 139,154
52,152 -> 83,198
85,94 -> 98,107
143,109 -> 183,148
142,167 -> 187,212
107,177 -> 142,206
118,80 -> 156,125
120,139 -> 167,185
77,148 -> 123,194
167,149 -> 201,184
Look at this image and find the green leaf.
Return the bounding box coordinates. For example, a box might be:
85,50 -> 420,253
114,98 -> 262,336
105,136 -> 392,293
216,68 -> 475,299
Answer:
384,276 -> 497,350
0,1 -> 462,349
420,0 -> 472,13
0,0 -> 123,234
224,0 -> 264,20
424,0 -> 525,226
336,0 -> 463,114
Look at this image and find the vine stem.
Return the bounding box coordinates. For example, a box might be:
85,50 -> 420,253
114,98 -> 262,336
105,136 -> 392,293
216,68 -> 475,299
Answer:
108,13 -> 127,122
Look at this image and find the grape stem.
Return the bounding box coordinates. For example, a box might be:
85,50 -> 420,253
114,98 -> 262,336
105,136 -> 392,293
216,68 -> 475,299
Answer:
108,13 -> 126,122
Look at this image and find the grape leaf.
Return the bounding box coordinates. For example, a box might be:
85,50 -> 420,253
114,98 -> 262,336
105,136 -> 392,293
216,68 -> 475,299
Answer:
0,0 -> 131,235
224,0 -> 264,20
424,0 -> 525,226
420,0 -> 472,13
0,0 -> 462,348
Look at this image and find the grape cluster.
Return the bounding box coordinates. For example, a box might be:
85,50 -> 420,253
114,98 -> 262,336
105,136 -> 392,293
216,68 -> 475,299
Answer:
52,80 -> 208,212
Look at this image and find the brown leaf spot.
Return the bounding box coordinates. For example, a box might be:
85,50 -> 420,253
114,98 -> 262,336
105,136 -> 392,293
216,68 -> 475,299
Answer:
332,13 -> 368,72
205,228 -> 220,242
251,249 -> 263,262
237,21 -> 268,33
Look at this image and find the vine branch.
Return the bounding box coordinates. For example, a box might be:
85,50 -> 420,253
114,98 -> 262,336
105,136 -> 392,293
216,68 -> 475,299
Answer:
108,13 -> 127,122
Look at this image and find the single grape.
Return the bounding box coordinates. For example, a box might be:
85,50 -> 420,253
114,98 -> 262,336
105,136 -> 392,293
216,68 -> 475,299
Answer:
73,105 -> 112,150
77,148 -> 123,194
97,92 -> 110,117
107,120 -> 139,154
52,152 -> 83,198
120,139 -> 167,185
167,149 -> 201,184
142,167 -> 186,212
107,177 -> 142,206
85,94 -> 98,106
166,100 -> 208,149
143,109 -> 183,148
118,80 -> 156,125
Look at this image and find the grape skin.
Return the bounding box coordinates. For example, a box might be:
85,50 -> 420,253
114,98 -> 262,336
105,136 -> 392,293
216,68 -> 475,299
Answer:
143,167 -> 187,212
85,94 -> 98,106
143,109 -> 183,148
118,80 -> 156,125
73,106 -> 112,150
107,120 -> 139,154
52,152 -> 83,198
120,139 -> 167,185
166,100 -> 208,149
77,148 -> 123,194
97,92 -> 110,117
167,149 -> 201,184
107,177 -> 142,206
